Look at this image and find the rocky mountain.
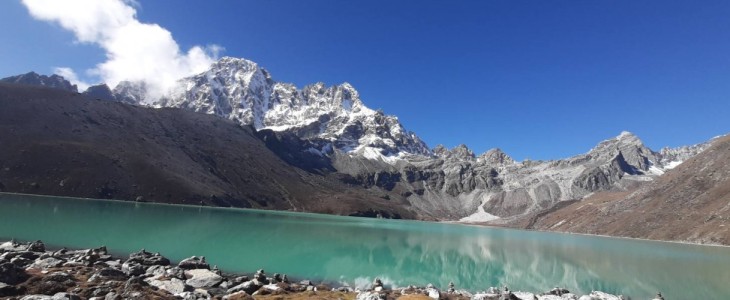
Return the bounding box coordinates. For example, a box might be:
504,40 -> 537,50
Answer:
155,57 -> 431,160
0,82 -> 414,218
328,130 -> 709,221
513,134 -> 730,245
0,72 -> 77,92
0,57 -> 714,227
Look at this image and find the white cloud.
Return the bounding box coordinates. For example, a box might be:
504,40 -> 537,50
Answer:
22,0 -> 221,98
54,67 -> 90,91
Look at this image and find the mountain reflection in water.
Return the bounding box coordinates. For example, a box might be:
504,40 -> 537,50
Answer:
1,193 -> 728,299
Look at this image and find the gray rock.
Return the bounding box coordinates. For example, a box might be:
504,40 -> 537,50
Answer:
146,265 -> 167,276
1,250 -> 39,261
88,267 -> 126,282
44,271 -> 74,283
178,256 -> 209,270
121,261 -> 145,276
227,280 -> 261,295
10,256 -> 33,267
20,295 -> 54,300
103,292 -> 121,300
372,277 -> 383,288
29,257 -> 65,269
51,292 -> 81,300
146,277 -> 192,294
263,283 -> 282,292
356,291 -> 385,300
27,240 -> 45,252
425,285 -> 440,299
126,249 -> 170,266
184,268 -> 223,288
166,266 -> 186,280
577,291 -> 624,300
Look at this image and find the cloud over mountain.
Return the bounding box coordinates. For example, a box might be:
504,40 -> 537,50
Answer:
22,0 -> 221,98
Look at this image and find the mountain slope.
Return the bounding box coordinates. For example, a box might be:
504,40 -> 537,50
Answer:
0,57 -> 713,225
517,134 -> 730,244
0,82 -> 415,218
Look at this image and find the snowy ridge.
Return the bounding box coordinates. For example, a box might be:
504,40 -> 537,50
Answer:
154,57 -> 430,158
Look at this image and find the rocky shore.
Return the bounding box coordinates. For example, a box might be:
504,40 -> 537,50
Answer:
0,240 -> 662,300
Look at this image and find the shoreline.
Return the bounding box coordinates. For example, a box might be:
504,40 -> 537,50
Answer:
453,220 -> 730,248
0,239 -> 640,300
3,191 -> 728,249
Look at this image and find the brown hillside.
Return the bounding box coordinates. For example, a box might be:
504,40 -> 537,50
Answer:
0,82 -> 414,218
524,134 -> 730,244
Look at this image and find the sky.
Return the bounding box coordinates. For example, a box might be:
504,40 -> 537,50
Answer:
1,0 -> 729,161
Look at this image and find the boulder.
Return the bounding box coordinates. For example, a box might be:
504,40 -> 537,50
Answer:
121,261 -> 145,276
87,268 -> 126,282
51,293 -> 81,300
577,291 -> 625,300
177,256 -> 209,270
126,249 -> 170,266
0,261 -> 29,284
166,267 -> 186,280
184,268 -> 223,288
20,295 -> 54,300
0,241 -> 24,251
356,291 -> 385,300
262,283 -> 282,292
29,257 -> 66,269
43,271 -> 74,283
425,284 -> 440,299
473,293 -> 500,300
27,241 -> 45,252
145,265 -> 167,276
1,250 -> 39,261
145,277 -> 192,294
227,280 -> 261,295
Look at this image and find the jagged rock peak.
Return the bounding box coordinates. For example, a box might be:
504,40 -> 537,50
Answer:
113,80 -> 148,104
446,144 -> 475,160
615,130 -> 642,143
588,131 -> 657,173
82,83 -> 115,101
433,144 -> 448,157
478,148 -> 514,165
0,71 -> 78,93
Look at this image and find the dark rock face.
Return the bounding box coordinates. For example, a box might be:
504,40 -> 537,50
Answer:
0,72 -> 77,92
0,262 -> 29,284
82,84 -> 116,101
0,82 -> 415,219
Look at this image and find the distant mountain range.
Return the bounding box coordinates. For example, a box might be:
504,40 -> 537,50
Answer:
2,56 -> 727,244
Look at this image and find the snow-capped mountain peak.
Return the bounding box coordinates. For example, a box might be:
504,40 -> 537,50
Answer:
152,56 -> 430,157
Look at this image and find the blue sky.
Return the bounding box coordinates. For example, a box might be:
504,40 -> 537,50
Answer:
2,0 -> 729,160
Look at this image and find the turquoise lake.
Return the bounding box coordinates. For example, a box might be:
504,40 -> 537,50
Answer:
1,193 -> 729,299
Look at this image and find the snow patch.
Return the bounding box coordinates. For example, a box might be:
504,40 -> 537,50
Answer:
459,201 -> 500,223
664,160 -> 682,169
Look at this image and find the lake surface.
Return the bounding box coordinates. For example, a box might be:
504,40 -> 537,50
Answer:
1,193 -> 729,298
